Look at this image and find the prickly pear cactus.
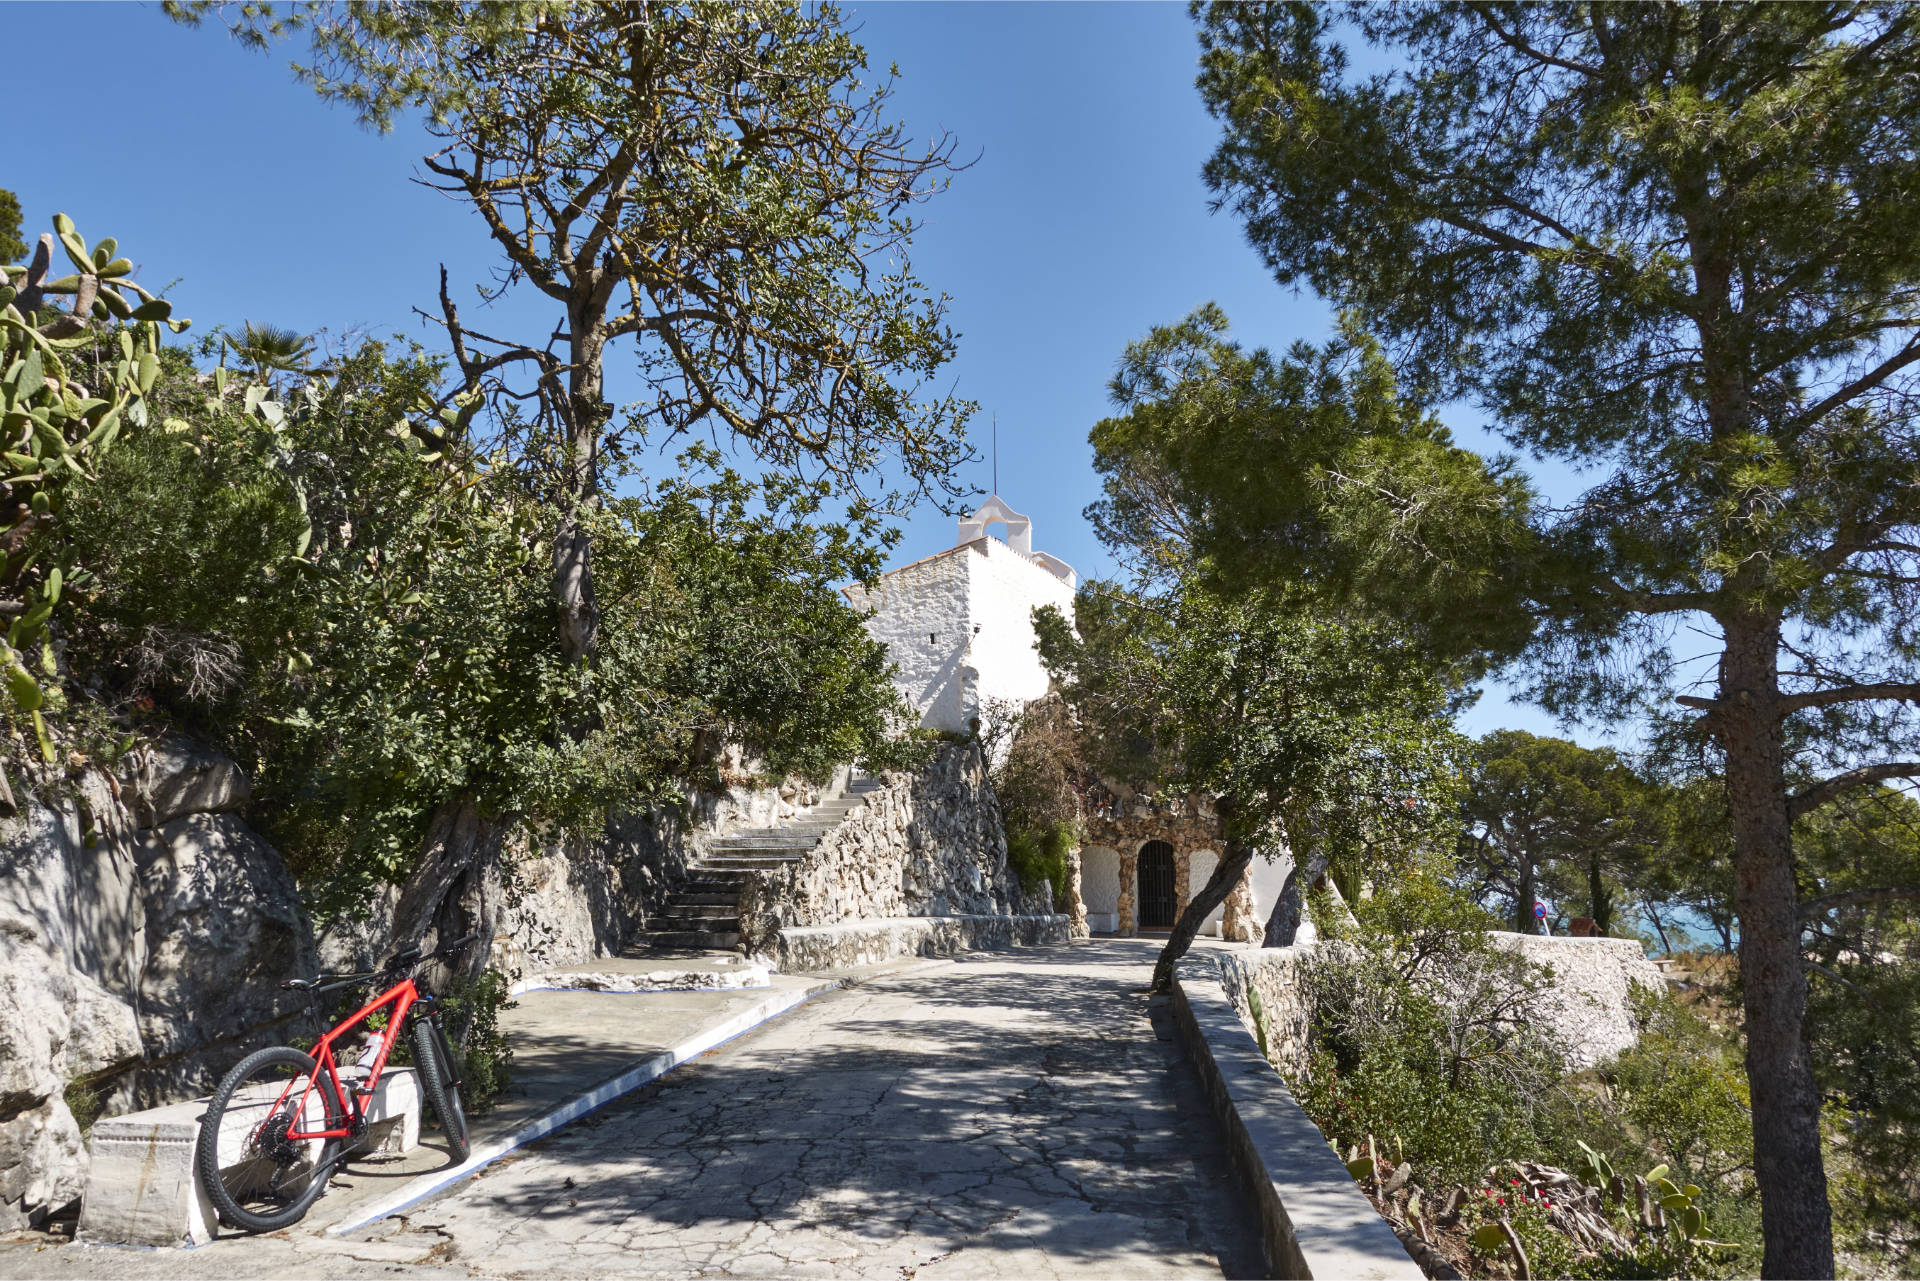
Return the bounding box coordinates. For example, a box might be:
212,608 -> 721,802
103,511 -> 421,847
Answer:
0,214 -> 189,768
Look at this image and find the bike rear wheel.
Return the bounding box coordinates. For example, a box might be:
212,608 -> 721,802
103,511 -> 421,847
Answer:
196,1046 -> 342,1233
411,1017 -> 470,1161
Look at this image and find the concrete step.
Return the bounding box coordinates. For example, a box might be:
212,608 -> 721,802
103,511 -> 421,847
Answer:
706,845 -> 817,859
650,916 -> 741,934
699,859 -> 804,873
675,890 -> 741,907
637,929 -> 741,950
77,1070 -> 421,1247
654,903 -> 739,921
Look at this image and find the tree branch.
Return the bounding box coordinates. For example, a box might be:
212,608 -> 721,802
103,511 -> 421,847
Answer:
1789,763 -> 1920,821
1472,9 -> 1606,78
1801,886 -> 1920,917
1790,333 -> 1920,429
1780,683 -> 1920,713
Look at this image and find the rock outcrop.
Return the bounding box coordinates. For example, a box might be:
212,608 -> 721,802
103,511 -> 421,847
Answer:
0,746 -> 313,1229
1491,933 -> 1668,1067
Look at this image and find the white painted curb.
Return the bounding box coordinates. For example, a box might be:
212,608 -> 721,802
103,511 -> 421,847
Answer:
327,979 -> 832,1236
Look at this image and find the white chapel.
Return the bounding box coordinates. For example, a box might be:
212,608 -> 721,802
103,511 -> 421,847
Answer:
844,496 -> 1076,746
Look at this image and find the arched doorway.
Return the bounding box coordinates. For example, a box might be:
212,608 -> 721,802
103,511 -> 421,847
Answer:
1138,840 -> 1177,929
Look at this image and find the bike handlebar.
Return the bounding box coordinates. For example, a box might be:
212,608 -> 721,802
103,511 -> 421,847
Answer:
278,934 -> 479,993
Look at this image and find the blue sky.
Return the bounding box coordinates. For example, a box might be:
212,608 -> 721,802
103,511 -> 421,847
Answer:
4,0 -> 1587,744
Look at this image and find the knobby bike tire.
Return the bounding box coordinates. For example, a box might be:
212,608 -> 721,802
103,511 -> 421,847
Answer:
196,1046 -> 342,1233
411,1017 -> 470,1161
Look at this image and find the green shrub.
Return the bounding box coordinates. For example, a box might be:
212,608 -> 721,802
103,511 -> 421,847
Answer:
438,968 -> 517,1112
1006,821 -> 1073,905
1294,949 -> 1568,1187
56,342 -> 917,911
1290,875 -> 1571,1187
1541,985 -> 1759,1261
62,1076 -> 105,1137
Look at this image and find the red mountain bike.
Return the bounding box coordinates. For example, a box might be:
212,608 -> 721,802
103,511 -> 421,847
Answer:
195,935 -> 476,1233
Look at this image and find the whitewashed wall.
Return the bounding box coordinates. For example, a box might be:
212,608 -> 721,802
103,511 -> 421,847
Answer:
1247,853 -> 1292,932
847,535 -> 1075,743
1082,845 -> 1121,933
845,548 -> 972,733
964,539 -> 1076,739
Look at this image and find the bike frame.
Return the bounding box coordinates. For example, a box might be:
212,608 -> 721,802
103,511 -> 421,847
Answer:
267,976 -> 429,1144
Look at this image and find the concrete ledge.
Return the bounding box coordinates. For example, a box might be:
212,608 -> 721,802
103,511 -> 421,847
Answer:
510,964 -> 772,995
77,1068 -> 419,1248
1171,965 -> 1423,1280
770,913 -> 1070,971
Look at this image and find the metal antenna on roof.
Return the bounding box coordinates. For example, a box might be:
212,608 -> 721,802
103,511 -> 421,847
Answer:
993,413 -> 998,495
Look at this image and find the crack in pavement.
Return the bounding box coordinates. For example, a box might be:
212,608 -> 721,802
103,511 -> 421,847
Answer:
0,943 -> 1266,1280
359,940 -> 1267,1279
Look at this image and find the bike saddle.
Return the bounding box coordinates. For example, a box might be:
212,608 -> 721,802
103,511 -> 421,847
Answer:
280,978 -> 317,991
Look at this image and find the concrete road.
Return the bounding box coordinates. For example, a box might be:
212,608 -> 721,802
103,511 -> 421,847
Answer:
5,940 -> 1265,1279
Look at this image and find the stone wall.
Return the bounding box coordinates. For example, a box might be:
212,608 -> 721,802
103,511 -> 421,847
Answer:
1200,931 -> 1667,1077
737,743 -> 1044,956
1491,933 -> 1669,1068
313,764 -> 838,979
771,914 -> 1069,972
1171,961 -> 1426,1280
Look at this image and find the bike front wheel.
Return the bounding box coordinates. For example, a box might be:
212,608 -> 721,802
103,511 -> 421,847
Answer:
411,1017 -> 470,1162
196,1046 -> 342,1233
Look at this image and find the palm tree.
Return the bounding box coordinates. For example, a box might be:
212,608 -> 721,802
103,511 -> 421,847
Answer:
224,321 -> 315,389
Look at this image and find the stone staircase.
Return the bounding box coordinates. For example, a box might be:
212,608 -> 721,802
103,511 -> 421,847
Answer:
634,776 -> 886,952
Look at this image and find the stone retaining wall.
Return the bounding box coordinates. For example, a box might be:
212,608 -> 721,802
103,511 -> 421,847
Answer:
771,914 -> 1069,972
737,743 -> 1044,957
1203,932 -> 1666,1076
490,766 -> 845,978
1172,962 -> 1425,1280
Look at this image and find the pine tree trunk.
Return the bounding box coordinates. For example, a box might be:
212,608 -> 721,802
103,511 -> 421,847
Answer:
1516,851 -> 1536,934
1719,613 -> 1834,1278
1587,854 -> 1609,935
1151,841 -> 1254,993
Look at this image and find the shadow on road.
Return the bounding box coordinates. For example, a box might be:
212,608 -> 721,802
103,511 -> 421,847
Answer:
423,941 -> 1266,1278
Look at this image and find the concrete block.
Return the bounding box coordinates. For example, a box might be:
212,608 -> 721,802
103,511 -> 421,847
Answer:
77,1067 -> 419,1246
768,913 -> 1070,971
1171,971 -> 1423,1280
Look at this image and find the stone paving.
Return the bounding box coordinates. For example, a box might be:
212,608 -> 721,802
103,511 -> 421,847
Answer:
2,940 -> 1265,1279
